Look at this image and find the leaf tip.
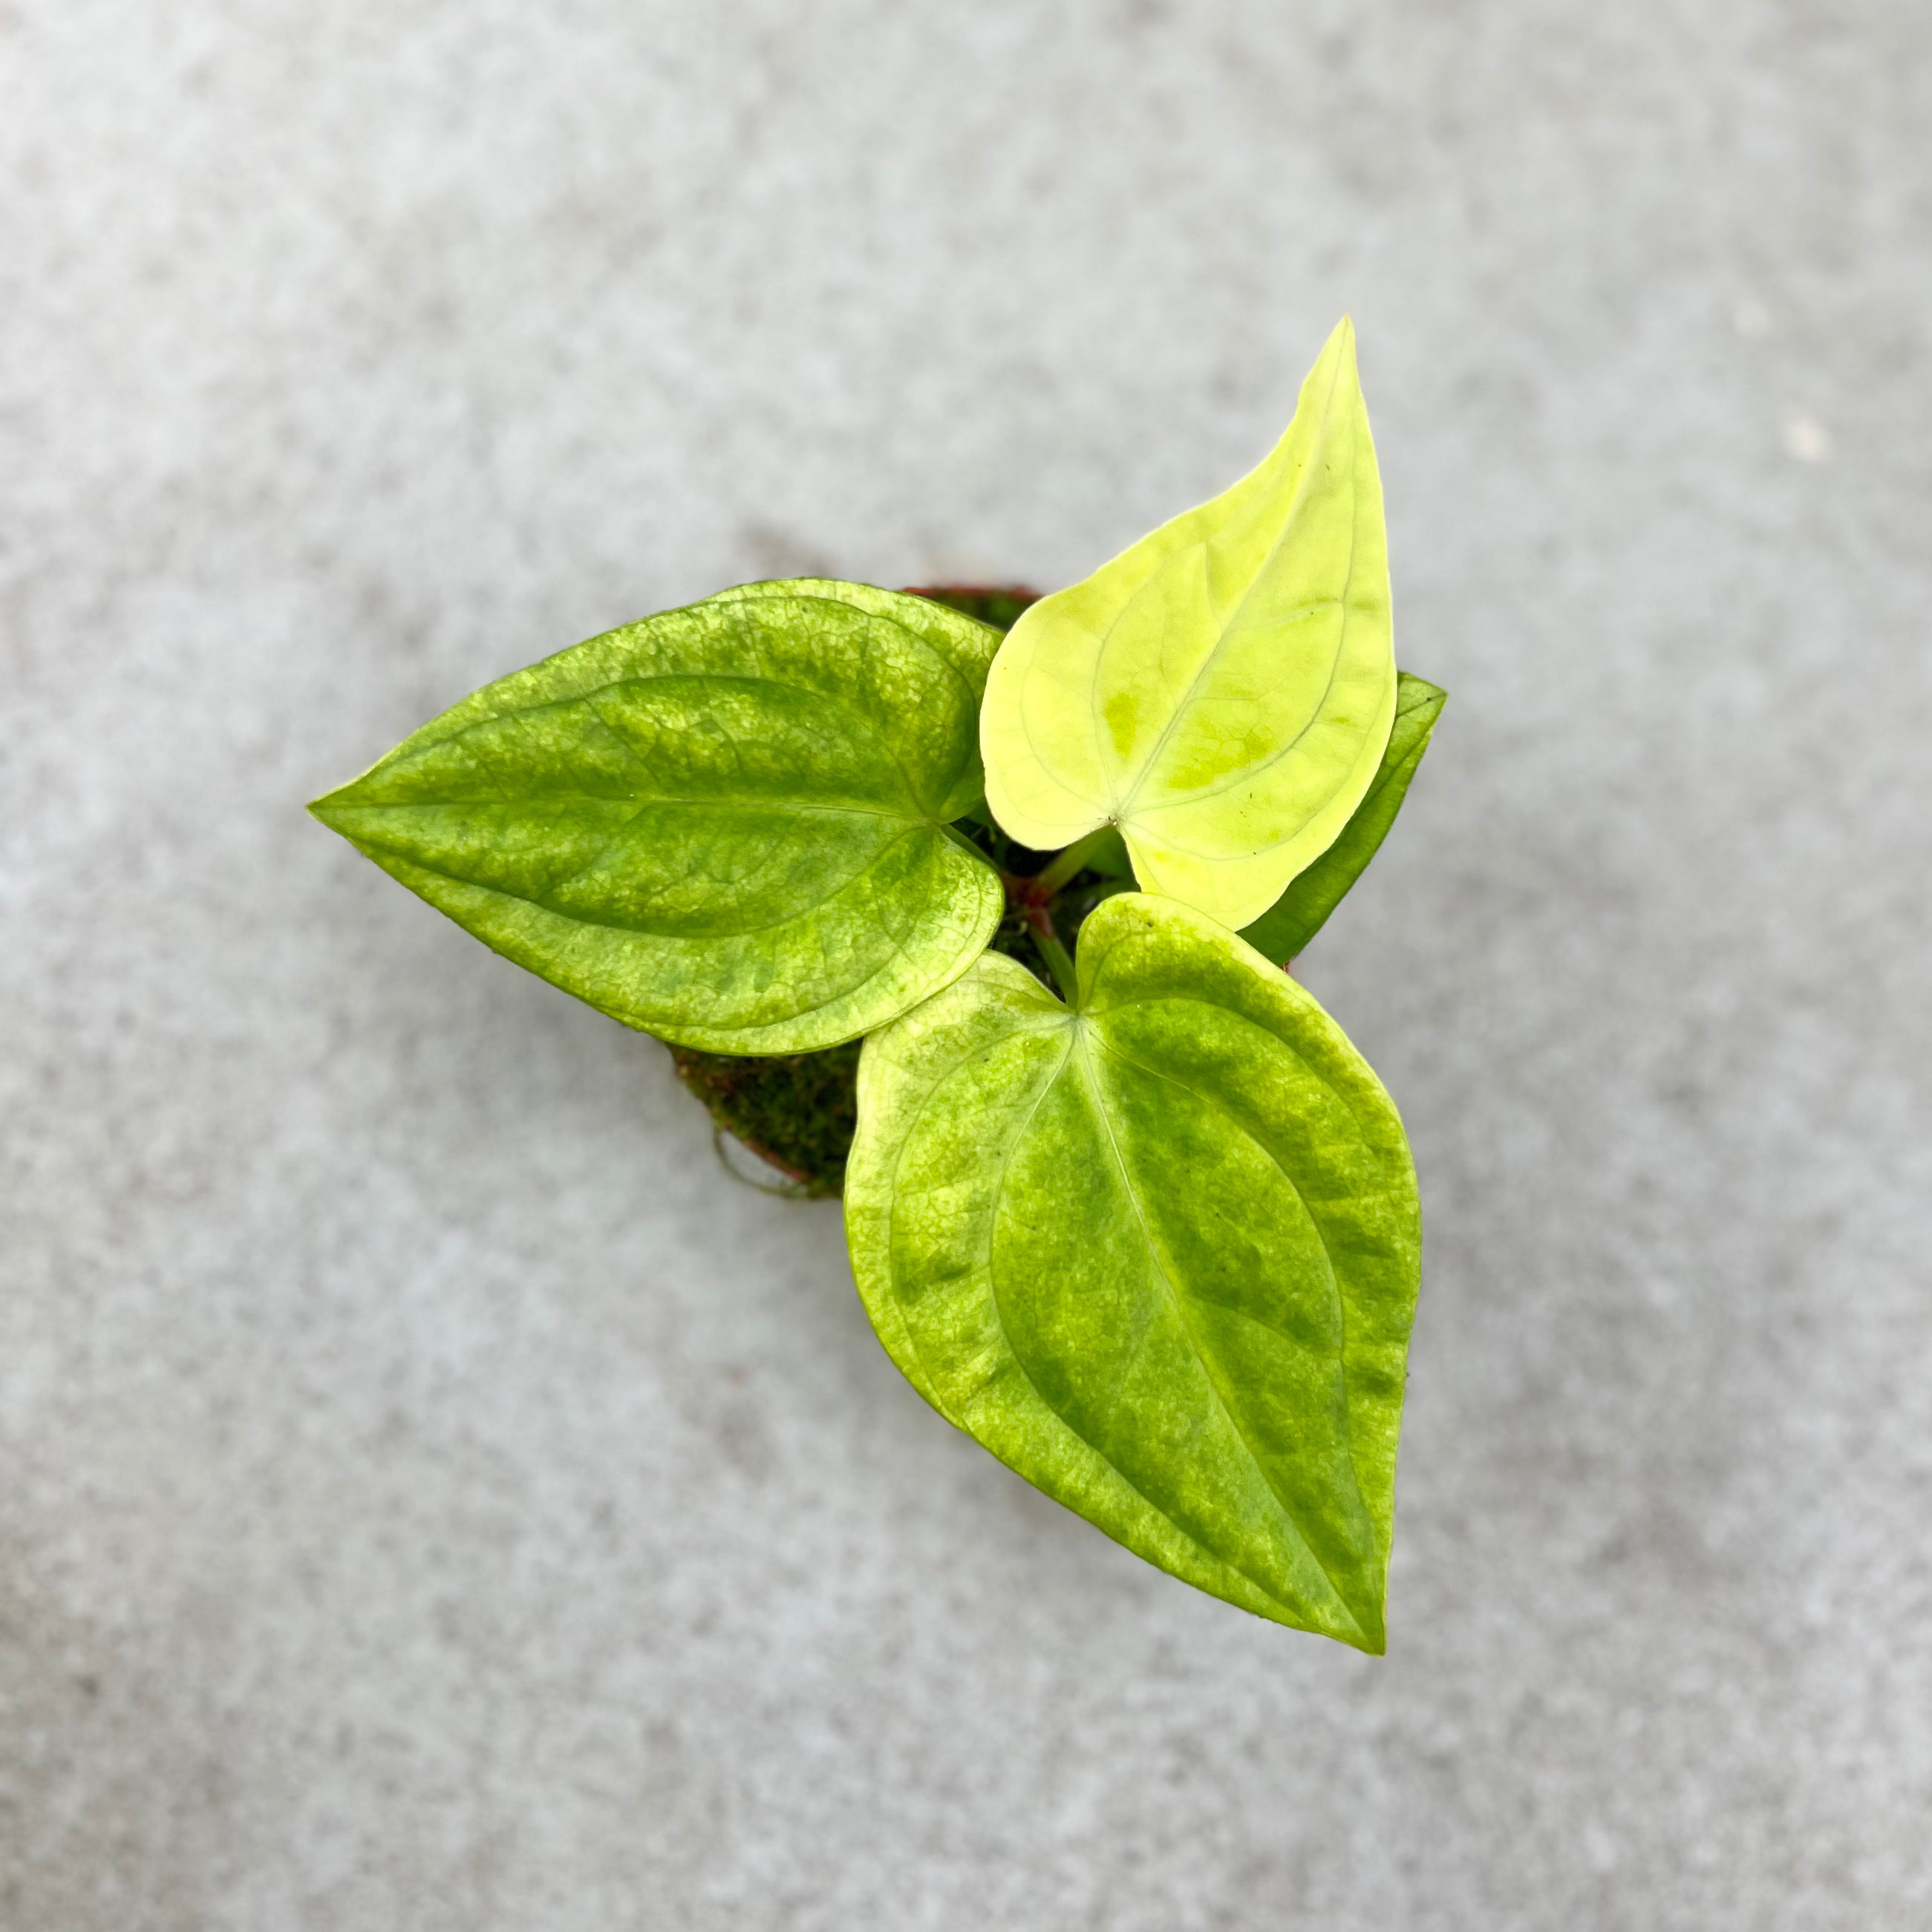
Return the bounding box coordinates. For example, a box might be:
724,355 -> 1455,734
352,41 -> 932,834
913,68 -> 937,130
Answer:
305,788 -> 350,833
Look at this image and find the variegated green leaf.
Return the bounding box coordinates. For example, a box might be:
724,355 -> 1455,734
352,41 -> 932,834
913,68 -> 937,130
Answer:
845,892 -> 1421,1648
311,580 -> 1003,1053
1239,672 -> 1446,964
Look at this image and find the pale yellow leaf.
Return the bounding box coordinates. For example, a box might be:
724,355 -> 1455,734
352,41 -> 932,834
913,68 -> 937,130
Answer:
981,318 -> 1397,930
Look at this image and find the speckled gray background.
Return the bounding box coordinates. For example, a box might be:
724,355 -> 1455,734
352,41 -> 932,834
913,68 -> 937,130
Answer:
4,2 -> 1930,1926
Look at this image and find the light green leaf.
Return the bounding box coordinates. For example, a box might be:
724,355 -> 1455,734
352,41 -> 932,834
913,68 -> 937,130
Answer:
1239,673 -> 1446,965
845,892 -> 1421,1649
980,318 -> 1397,932
311,579 -> 1004,1054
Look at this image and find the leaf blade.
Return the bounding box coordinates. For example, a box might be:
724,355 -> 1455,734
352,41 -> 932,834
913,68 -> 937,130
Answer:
312,581 -> 1005,1052
980,319 -> 1397,930
1238,672 -> 1446,964
845,893 -> 1421,1646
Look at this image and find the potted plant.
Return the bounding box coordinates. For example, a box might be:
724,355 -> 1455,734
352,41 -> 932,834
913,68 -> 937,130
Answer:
311,320 -> 1444,1651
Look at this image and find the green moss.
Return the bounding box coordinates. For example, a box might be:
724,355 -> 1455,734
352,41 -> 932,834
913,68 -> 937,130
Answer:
669,1039 -> 863,1198
904,584 -> 1040,631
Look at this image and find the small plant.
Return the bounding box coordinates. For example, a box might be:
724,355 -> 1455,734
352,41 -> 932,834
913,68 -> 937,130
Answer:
313,321 -> 1444,1651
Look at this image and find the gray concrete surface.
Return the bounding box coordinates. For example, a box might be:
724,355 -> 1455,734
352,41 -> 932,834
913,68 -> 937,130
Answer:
4,2 -> 1930,1926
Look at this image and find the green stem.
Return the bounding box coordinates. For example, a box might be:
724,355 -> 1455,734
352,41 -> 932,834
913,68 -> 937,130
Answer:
1028,910 -> 1079,1005
1034,826 -> 1117,895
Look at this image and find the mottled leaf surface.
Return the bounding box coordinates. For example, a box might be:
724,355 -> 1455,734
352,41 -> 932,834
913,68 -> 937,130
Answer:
845,893 -> 1420,1648
312,580 -> 1003,1053
979,319 -> 1397,931
1240,673 -> 1446,965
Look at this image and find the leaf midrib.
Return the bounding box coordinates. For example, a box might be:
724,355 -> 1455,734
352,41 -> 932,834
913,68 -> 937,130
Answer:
1071,1024 -> 1368,1640
1109,346 -> 1354,821
1084,1025 -> 1377,1567
346,815 -> 990,944
337,794 -> 931,820
881,1005 -> 1310,1624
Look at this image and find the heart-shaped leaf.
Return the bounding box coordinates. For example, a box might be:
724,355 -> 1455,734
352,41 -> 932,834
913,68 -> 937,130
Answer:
845,892 -> 1420,1648
1239,672 -> 1446,965
312,579 -> 1004,1054
979,319 -> 1397,932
